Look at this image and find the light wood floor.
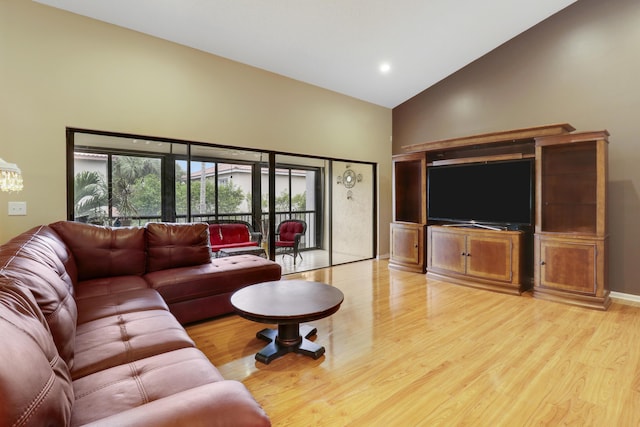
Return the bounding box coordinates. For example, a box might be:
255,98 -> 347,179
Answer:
186,260 -> 640,426
276,249 -> 369,275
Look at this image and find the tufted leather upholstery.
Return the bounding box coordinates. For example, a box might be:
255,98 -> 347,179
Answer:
146,254 -> 282,324
146,222 -> 212,272
0,226 -> 79,368
0,278 -> 74,426
50,221 -> 146,281
0,222 -> 275,426
72,308 -> 195,380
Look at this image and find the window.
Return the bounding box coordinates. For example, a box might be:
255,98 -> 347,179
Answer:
73,151 -> 161,225
273,167 -> 309,212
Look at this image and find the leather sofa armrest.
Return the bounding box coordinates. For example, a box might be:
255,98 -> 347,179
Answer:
82,381 -> 270,427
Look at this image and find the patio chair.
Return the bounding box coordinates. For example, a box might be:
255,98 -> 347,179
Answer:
275,219 -> 307,264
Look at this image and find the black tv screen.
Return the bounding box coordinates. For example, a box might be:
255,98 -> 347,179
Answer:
427,159 -> 533,226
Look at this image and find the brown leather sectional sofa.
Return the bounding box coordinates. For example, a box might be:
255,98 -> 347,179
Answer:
0,221 -> 281,426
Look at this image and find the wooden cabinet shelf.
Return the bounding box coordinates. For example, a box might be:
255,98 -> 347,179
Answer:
392,152 -> 427,224
389,152 -> 427,272
534,131 -> 610,309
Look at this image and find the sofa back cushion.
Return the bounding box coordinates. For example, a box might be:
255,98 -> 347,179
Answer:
146,222 -> 212,272
50,221 -> 146,281
0,225 -> 78,368
0,278 -> 74,426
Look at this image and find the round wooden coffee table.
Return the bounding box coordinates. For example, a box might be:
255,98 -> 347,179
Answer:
230,280 -> 344,364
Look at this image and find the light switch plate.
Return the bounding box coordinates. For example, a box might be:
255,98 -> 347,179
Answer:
8,201 -> 27,216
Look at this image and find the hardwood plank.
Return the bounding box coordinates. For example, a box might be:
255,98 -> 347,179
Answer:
186,260 -> 640,426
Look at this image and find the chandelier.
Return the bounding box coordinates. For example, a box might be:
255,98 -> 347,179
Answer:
0,158 -> 24,192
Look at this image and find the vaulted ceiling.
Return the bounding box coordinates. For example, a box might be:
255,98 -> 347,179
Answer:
35,0 -> 578,108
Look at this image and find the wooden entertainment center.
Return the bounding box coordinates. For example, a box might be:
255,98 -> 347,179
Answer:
390,124 -> 611,310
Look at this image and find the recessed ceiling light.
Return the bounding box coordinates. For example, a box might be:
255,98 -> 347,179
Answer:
379,62 -> 391,74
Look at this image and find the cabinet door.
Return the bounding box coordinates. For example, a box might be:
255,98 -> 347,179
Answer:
466,235 -> 513,282
390,223 -> 425,272
428,229 -> 466,274
538,239 -> 596,294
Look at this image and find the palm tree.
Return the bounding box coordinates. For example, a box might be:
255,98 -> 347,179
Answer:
74,170 -> 108,223
111,156 -> 160,224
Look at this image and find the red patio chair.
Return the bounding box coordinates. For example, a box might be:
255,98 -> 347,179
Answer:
275,219 -> 306,264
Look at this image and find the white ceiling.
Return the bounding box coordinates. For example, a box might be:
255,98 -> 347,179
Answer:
35,0 -> 578,108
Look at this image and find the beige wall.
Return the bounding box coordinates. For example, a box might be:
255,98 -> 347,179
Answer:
392,0 -> 640,294
0,0 -> 392,256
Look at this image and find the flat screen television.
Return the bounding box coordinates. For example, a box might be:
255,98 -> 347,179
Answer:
427,159 -> 534,226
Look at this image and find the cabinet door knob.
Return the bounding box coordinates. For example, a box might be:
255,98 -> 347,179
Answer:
541,261 -> 546,265
461,252 -> 466,256
466,253 -> 471,257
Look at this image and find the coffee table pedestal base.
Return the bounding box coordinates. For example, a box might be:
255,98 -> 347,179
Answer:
255,324 -> 324,364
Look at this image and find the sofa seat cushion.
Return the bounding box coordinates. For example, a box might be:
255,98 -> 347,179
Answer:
211,241 -> 259,252
0,279 -> 74,426
146,222 -> 211,272
50,221 -> 146,281
76,288 -> 168,325
75,380 -> 271,427
72,309 -> 195,379
75,275 -> 150,300
144,255 -> 282,304
71,347 -> 225,426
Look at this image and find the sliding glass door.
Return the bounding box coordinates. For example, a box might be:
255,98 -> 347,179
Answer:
274,154 -> 328,273
68,129 -> 375,274
332,161 -> 375,265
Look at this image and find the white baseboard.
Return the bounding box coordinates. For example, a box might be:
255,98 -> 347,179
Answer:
610,291 -> 640,305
